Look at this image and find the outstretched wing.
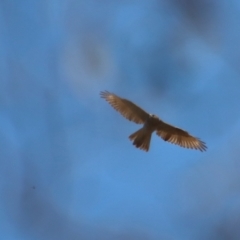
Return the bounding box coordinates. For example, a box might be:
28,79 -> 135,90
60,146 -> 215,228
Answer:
156,121 -> 207,151
100,91 -> 149,124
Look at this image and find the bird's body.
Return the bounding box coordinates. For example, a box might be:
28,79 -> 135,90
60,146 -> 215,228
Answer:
100,91 -> 207,152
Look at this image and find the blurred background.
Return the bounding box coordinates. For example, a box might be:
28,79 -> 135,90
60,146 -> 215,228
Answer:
1,0 -> 240,239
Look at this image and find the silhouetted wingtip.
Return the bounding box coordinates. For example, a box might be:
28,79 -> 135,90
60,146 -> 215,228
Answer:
200,144 -> 207,152
197,139 -> 207,152
166,138 -> 207,152
100,90 -> 111,98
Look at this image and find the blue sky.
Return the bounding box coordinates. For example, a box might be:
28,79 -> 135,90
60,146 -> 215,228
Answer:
1,0 -> 240,239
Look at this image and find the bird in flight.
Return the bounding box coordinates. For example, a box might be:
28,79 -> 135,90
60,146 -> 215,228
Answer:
100,91 -> 207,152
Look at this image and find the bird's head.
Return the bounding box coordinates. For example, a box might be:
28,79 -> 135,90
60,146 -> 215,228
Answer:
150,114 -> 159,120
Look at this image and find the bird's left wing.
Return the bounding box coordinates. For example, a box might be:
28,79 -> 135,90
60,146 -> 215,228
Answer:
156,121 -> 207,151
100,91 -> 149,124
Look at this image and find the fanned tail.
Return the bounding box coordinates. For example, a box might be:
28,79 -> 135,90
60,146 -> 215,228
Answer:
129,128 -> 152,152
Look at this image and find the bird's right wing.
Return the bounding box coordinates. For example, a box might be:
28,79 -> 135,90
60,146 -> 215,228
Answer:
156,121 -> 207,151
100,91 -> 149,124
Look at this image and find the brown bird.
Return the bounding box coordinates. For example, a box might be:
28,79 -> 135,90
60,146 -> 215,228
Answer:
100,91 -> 207,152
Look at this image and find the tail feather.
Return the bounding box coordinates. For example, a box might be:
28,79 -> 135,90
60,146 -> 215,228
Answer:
129,128 -> 152,152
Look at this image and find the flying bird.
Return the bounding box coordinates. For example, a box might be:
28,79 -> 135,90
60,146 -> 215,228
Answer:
100,91 -> 207,152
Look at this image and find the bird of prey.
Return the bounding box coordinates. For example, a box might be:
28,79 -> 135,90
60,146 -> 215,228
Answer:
100,91 -> 207,152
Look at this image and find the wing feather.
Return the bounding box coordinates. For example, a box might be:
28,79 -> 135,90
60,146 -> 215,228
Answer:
156,121 -> 207,152
100,91 -> 149,124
